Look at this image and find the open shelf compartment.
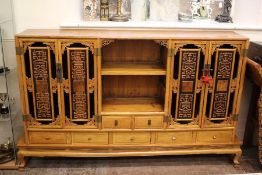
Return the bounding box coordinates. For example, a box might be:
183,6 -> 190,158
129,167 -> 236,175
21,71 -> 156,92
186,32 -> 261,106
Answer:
101,75 -> 166,114
101,40 -> 168,76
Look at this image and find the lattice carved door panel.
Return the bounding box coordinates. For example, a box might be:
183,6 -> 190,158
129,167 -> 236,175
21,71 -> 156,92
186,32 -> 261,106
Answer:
169,42 -> 208,127
203,42 -> 244,127
60,41 -> 97,128
19,40 -> 62,128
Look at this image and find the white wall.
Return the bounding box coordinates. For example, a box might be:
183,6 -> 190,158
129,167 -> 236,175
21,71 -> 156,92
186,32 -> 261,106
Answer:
13,0 -> 262,33
13,0 -> 82,33
233,0 -> 262,24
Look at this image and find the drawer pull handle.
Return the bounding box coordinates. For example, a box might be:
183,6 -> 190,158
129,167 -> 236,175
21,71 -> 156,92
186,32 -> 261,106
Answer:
130,137 -> 135,142
114,120 -> 118,127
45,137 -> 51,140
148,120 -> 152,126
87,138 -> 92,141
213,136 -> 217,139
172,137 -> 176,141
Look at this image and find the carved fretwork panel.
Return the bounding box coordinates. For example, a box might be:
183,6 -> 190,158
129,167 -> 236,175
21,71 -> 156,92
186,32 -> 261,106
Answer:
177,49 -> 200,121
203,44 -> 242,127
61,42 -> 96,127
21,41 -> 61,128
170,43 -> 206,127
209,49 -> 236,120
29,47 -> 53,121
68,48 -> 89,121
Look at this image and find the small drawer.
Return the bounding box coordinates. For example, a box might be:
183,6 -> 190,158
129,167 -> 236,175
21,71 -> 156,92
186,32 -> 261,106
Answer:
135,116 -> 163,129
113,132 -> 151,145
196,130 -> 233,144
29,132 -> 67,144
102,116 -> 131,129
156,132 -> 193,144
72,132 -> 108,145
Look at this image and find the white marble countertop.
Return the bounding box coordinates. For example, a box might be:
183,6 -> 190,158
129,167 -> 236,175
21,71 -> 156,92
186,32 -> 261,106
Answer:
60,20 -> 262,30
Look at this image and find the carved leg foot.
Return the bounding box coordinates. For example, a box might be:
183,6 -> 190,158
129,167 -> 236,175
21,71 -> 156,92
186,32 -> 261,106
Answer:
233,152 -> 242,166
17,152 -> 27,170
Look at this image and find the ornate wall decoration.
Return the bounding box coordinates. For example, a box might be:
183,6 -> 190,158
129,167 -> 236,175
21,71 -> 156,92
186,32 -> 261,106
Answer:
68,48 -> 89,121
175,49 -> 200,121
29,47 -> 54,121
210,49 -> 236,120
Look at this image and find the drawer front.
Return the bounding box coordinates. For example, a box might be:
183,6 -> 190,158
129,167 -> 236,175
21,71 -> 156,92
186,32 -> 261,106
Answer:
196,130 -> 233,143
102,116 -> 131,129
29,132 -> 67,144
113,132 -> 151,145
156,132 -> 193,144
72,132 -> 108,145
135,116 -> 163,129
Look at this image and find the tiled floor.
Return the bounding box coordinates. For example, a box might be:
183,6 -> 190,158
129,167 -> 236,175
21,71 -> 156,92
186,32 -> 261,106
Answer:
0,148 -> 261,175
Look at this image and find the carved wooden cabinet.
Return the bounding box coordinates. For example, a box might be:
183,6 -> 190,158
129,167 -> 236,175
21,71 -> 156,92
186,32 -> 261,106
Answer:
15,29 -> 249,167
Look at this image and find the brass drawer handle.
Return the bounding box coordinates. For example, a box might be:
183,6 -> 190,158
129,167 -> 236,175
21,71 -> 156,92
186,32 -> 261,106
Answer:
87,137 -> 92,141
148,120 -> 151,126
172,136 -> 176,141
213,136 -> 217,139
114,120 -> 118,127
130,137 -> 135,142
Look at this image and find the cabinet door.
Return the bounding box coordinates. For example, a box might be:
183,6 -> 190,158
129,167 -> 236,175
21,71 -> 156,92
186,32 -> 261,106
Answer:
202,41 -> 246,127
18,39 -> 62,128
59,40 -> 97,128
169,42 -> 208,128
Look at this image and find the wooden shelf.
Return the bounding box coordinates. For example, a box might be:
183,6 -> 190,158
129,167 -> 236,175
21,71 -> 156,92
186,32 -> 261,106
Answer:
102,97 -> 164,114
101,62 -> 166,75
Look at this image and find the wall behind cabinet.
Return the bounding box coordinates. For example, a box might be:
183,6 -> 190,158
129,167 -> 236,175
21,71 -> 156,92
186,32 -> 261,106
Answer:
12,0 -> 262,33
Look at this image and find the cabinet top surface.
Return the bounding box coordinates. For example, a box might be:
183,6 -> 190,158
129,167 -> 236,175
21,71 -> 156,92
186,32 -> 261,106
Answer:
16,29 -> 248,40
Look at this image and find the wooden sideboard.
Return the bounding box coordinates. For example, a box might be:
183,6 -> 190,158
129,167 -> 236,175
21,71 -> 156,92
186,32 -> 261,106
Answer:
15,29 -> 249,167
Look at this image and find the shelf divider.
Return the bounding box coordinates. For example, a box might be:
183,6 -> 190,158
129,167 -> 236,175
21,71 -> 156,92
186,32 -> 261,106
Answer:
101,62 -> 166,75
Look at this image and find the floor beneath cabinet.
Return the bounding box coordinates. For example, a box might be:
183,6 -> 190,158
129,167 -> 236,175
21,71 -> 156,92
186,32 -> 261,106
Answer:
0,147 -> 261,175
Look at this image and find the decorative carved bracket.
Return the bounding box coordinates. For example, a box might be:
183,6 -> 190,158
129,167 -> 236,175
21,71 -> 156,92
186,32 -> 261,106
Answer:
43,42 -> 56,51
63,79 -> 70,93
211,44 -> 242,55
195,44 -> 206,54
154,40 -> 168,48
25,114 -> 61,127
61,42 -> 74,54
65,117 -> 77,126
102,39 -> 114,47
174,43 -> 206,55
172,80 -> 179,93
51,78 -> 58,93
22,42 -> 34,54
49,116 -> 61,126
61,42 -> 95,54
89,78 -> 95,93
25,115 -> 41,126
230,79 -> 237,92
26,77 -> 33,92
196,80 -> 203,93
205,116 -> 233,126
